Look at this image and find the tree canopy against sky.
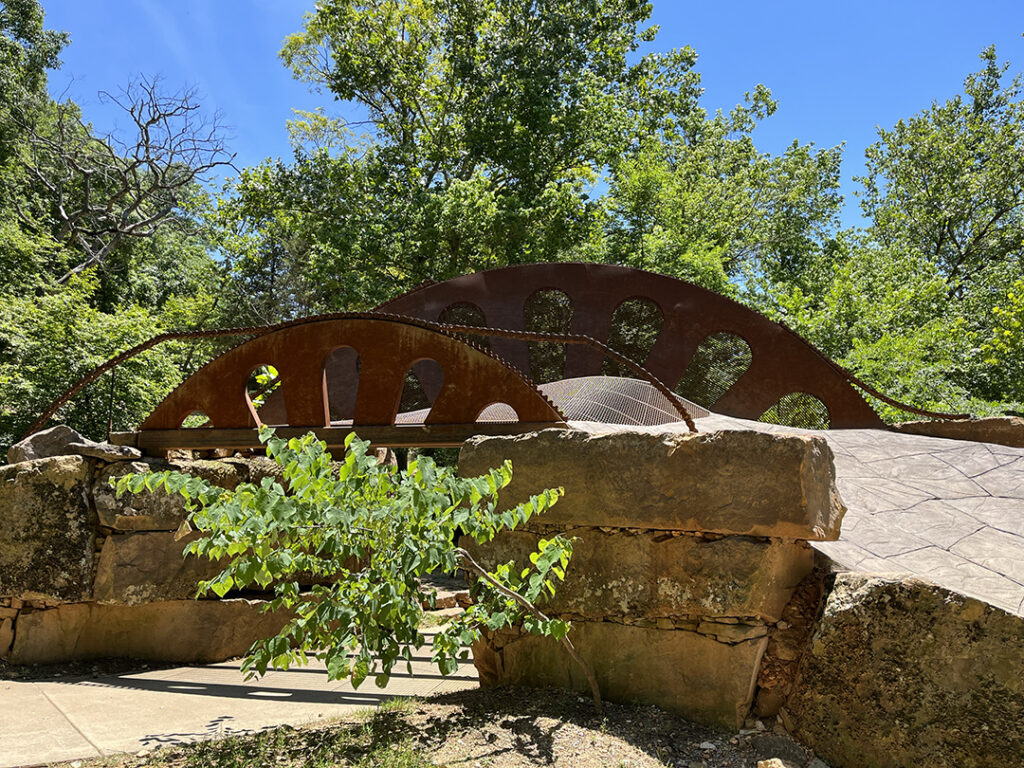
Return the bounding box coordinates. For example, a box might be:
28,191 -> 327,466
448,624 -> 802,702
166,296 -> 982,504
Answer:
0,0 -> 1022,455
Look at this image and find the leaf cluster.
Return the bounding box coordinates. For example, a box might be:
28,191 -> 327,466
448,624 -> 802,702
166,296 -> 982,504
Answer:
115,428 -> 572,689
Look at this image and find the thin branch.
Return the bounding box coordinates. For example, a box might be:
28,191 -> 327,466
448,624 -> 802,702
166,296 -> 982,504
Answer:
455,546 -> 603,715
16,75 -> 236,282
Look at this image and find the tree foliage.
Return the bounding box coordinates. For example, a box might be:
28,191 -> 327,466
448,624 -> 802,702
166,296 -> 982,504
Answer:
0,0 -> 66,164
115,429 -> 601,706
603,83 -> 844,293
769,47 -> 1024,416
0,2 -> 236,453
3,0 -> 1024,444
0,272 -> 219,448
218,0 -> 663,316
859,46 -> 1024,291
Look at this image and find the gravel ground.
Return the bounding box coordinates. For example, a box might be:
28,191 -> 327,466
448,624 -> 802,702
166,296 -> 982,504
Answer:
45,684 -> 828,768
414,686 -> 825,768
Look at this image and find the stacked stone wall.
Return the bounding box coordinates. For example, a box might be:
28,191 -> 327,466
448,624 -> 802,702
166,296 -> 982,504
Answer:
0,453 -> 291,665
458,427 -> 844,729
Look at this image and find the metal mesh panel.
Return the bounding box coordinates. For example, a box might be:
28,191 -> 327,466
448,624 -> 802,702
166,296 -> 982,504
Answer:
541,376 -> 707,426
674,332 -> 753,409
476,402 -> 519,422
438,301 -> 492,351
396,401 -> 518,425
524,289 -> 573,384
601,298 -> 664,378
759,392 -> 831,430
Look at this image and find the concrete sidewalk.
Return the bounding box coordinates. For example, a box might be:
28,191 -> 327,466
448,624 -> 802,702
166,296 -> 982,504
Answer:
0,634 -> 477,768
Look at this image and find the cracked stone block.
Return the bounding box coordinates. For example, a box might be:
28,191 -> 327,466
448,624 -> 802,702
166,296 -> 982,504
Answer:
473,620 -> 767,729
462,529 -> 813,622
459,427 -> 844,540
92,532 -> 226,604
0,456 -> 95,601
788,573 -> 1024,768
8,598 -> 291,664
93,458 -> 262,531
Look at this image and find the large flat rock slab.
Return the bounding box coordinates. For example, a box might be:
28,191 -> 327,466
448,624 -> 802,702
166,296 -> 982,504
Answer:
92,532 -> 225,604
94,458 -> 252,531
462,528 -> 813,622
474,621 -> 767,729
699,414 -> 1024,617
8,598 -> 291,665
460,427 -> 844,539
893,415 -> 1024,448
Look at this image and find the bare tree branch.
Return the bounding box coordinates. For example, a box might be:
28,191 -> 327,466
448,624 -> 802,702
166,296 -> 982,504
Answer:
16,75 -> 236,282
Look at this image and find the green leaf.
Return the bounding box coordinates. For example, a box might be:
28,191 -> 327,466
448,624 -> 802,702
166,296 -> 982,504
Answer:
326,652 -> 347,680
485,611 -> 507,630
116,429 -> 576,698
549,619 -> 570,640
351,656 -> 370,688
209,573 -> 234,598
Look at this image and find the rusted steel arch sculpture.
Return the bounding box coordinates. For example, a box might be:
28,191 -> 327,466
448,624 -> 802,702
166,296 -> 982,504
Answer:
138,315 -> 565,448
375,263 -> 886,429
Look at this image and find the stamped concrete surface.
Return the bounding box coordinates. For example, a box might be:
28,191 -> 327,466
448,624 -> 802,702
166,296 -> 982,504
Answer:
0,631 -> 476,768
698,414 -> 1024,617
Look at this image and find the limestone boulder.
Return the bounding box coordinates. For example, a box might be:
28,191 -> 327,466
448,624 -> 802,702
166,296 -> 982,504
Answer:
230,456 -> 286,486
459,427 -> 844,540
94,460 -> 184,531
94,458 -> 252,531
92,532 -> 226,604
66,441 -> 142,462
474,620 -> 767,729
893,415 -> 1024,449
787,573 -> 1024,768
0,456 -> 95,601
463,529 -> 813,621
7,424 -> 142,464
6,424 -> 85,464
7,598 -> 291,664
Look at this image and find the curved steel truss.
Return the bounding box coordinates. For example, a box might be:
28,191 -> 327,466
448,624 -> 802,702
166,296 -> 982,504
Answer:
133,314 -> 566,452
378,263 -> 884,429
32,261 -> 973,452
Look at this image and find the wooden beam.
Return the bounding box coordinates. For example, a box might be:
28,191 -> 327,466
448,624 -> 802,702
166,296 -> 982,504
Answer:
110,422 -> 567,454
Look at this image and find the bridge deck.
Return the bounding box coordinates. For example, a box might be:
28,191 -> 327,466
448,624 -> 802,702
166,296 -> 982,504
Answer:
694,415 -> 1024,616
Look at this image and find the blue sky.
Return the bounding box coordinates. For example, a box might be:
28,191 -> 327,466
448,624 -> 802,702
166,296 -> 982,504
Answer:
43,1 -> 1024,227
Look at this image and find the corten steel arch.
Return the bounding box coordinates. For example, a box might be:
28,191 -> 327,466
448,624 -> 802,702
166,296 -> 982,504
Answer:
374,263 -> 886,429
132,315 -> 565,452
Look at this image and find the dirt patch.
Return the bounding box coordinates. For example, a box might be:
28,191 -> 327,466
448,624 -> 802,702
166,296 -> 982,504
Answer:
417,687 -> 820,767
50,686 -> 826,768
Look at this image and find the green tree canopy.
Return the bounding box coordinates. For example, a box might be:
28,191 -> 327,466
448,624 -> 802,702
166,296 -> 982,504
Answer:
770,47 -> 1024,416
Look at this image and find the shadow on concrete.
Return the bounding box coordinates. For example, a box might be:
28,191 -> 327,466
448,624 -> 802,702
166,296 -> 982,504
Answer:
44,674 -> 410,706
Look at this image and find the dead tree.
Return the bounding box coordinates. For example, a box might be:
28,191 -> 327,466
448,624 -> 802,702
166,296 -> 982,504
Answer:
18,76 -> 236,282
